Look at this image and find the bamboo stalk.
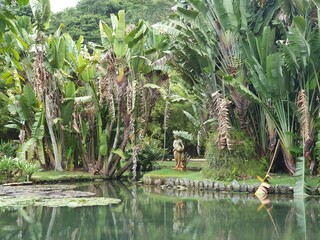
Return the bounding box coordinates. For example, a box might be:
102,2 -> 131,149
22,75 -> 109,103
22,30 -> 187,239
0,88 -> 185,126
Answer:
264,140 -> 280,180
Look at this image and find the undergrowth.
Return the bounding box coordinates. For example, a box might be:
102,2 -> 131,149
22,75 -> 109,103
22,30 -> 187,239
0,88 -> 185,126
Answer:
203,129 -> 266,181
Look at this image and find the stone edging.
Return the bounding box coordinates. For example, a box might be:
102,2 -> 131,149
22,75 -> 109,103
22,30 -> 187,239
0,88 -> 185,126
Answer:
143,176 -> 320,195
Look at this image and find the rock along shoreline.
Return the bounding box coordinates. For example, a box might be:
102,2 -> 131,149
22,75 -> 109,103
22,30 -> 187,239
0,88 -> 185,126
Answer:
142,176 -> 320,196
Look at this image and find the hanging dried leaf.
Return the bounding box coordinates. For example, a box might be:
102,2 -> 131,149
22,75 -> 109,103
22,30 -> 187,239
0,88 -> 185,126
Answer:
230,87 -> 250,131
297,89 -> 315,174
297,89 -> 312,141
33,52 -> 46,101
212,91 -> 232,151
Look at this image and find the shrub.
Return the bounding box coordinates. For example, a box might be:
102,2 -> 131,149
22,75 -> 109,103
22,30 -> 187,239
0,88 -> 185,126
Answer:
137,136 -> 165,171
0,156 -> 41,183
0,140 -> 19,158
0,156 -> 17,180
19,161 -> 42,182
203,129 -> 265,180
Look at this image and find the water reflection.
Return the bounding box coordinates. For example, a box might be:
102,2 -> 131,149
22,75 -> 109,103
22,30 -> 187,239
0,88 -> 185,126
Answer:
256,194 -> 280,239
0,182 -> 320,239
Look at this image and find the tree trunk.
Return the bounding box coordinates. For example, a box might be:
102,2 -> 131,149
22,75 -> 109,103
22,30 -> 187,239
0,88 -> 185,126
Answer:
108,122 -> 131,177
104,101 -> 121,176
44,137 -> 56,169
115,156 -> 134,178
45,96 -> 63,171
281,143 -> 295,175
58,110 -> 66,168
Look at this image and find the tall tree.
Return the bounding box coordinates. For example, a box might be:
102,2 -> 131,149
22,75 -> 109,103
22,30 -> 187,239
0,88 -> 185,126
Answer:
49,0 -> 174,44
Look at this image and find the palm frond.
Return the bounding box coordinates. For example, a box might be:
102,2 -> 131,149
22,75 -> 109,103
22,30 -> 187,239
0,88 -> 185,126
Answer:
297,89 -> 311,141
33,52 -> 46,101
230,86 -> 250,131
212,91 -> 232,151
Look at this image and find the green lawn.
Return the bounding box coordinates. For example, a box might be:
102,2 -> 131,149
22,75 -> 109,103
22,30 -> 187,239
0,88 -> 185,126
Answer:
31,171 -> 104,183
154,160 -> 205,169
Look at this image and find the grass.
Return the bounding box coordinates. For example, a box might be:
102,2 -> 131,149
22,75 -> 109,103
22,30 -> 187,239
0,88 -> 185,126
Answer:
144,169 -> 320,187
154,160 -> 205,169
144,169 -> 204,180
31,171 -> 105,183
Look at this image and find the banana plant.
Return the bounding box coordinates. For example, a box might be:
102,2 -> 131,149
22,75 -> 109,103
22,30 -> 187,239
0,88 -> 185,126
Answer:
99,10 -> 154,178
28,0 -> 66,171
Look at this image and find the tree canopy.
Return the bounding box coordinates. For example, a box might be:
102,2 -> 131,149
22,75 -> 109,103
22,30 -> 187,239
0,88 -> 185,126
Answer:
49,0 -> 174,43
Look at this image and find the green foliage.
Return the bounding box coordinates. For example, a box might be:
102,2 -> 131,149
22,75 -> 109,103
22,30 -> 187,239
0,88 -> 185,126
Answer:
0,156 -> 16,180
18,160 -> 41,177
137,136 -> 165,171
314,121 -> 320,174
0,140 -> 18,158
29,0 -> 51,31
0,155 -> 41,182
172,130 -> 193,141
48,0 -> 174,43
203,129 -> 265,180
294,157 -> 310,197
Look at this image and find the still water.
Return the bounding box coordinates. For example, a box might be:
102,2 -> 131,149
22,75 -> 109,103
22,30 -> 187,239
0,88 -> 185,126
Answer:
0,181 -> 320,240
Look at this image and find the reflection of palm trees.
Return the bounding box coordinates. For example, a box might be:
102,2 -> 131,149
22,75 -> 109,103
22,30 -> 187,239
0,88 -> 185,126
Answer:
3,182 -> 320,239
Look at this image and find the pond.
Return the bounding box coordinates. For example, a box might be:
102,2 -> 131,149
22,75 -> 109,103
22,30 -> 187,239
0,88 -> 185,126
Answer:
0,181 -> 319,240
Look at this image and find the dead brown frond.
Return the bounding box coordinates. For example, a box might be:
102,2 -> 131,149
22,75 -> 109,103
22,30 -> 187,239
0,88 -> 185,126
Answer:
98,75 -> 109,104
34,52 -> 46,101
297,89 -> 315,174
151,51 -> 174,68
297,89 -> 312,141
212,91 -> 232,151
230,87 -> 250,131
99,49 -> 126,120
163,81 -> 171,131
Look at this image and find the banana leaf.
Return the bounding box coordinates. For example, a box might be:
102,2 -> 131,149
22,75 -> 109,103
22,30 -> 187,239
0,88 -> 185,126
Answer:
313,0 -> 320,7
56,37 -> 66,69
189,0 -> 208,14
65,81 -> 76,98
61,100 -> 74,125
99,131 -> 108,156
22,85 -> 37,108
294,157 -> 310,197
115,10 -> 125,41
99,21 -> 113,46
111,149 -> 127,160
294,197 -> 307,240
173,130 -> 193,141
16,0 -> 29,5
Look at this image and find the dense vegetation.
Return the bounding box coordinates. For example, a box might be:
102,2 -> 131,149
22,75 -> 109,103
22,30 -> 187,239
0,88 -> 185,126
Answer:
14,0 -> 174,43
0,0 -> 319,195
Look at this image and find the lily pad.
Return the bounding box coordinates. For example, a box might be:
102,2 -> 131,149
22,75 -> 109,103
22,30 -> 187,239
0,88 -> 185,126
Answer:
0,197 -> 39,208
0,184 -> 121,208
35,197 -> 121,208
0,196 -> 121,208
